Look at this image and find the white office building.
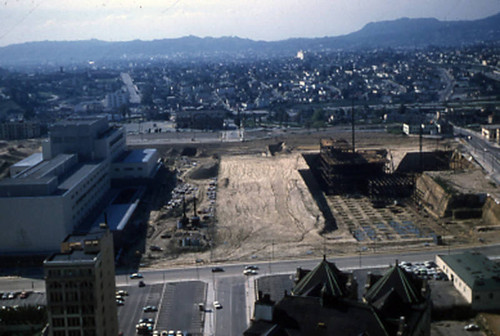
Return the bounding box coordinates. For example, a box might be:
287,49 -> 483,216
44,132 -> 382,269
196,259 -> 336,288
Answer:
0,118 -> 159,254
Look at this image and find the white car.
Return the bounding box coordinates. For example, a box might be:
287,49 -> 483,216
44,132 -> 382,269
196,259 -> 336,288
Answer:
243,269 -> 258,275
213,301 -> 222,309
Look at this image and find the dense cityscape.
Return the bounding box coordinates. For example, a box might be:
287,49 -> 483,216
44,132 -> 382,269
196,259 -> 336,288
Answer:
0,10 -> 500,336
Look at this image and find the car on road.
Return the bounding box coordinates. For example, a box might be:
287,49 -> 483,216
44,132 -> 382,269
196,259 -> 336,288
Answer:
130,273 -> 143,279
211,267 -> 224,272
116,290 -> 128,296
138,280 -> 146,287
136,323 -> 153,334
143,305 -> 158,312
213,301 -> 222,309
245,265 -> 259,270
243,269 -> 258,275
116,299 -> 124,306
139,318 -> 155,324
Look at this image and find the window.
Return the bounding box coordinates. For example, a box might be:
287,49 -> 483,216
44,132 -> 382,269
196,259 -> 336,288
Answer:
50,292 -> 63,302
475,295 -> 480,300
489,293 -> 494,299
68,317 -> 80,327
67,306 -> 79,314
52,317 -> 65,327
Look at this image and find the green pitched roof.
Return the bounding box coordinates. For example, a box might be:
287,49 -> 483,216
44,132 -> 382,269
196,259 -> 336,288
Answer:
364,264 -> 423,306
292,256 -> 348,298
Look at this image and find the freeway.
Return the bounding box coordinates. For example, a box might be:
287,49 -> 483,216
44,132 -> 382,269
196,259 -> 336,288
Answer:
454,126 -> 500,184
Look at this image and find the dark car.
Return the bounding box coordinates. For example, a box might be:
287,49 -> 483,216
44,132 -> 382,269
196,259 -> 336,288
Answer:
143,305 -> 158,312
211,267 -> 224,273
138,281 -> 146,287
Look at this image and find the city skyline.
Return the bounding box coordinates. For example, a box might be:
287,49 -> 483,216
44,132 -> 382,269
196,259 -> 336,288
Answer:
1,0 -> 499,47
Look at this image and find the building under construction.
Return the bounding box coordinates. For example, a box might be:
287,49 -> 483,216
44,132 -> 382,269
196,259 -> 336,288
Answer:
318,138 -> 415,199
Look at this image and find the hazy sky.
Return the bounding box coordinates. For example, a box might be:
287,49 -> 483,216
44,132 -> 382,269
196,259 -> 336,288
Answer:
1,0 -> 499,47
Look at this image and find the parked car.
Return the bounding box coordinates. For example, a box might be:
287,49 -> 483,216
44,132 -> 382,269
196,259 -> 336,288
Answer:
150,245 -> 163,252
464,324 -> 480,331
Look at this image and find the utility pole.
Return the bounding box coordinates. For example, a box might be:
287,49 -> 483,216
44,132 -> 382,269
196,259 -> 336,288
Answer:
351,99 -> 355,153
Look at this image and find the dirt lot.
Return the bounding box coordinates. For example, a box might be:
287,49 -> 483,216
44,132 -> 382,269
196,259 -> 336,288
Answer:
213,153 -> 324,261
0,140 -> 41,179
144,129 -> 500,268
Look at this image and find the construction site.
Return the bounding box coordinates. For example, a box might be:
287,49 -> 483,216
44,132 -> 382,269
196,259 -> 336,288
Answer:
2,126 -> 500,268
127,126 -> 500,268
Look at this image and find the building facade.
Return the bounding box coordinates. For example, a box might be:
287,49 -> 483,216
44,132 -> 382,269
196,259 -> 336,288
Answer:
436,252 -> 500,310
0,118 -> 158,254
44,226 -> 118,336
0,121 -> 41,140
245,257 -> 431,336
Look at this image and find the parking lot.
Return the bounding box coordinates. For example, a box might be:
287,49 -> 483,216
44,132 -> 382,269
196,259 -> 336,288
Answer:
0,290 -> 45,308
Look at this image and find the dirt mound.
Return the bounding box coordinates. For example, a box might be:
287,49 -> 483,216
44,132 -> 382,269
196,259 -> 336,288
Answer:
187,160 -> 219,180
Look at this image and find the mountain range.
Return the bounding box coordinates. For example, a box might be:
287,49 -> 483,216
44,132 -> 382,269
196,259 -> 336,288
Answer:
0,12 -> 499,66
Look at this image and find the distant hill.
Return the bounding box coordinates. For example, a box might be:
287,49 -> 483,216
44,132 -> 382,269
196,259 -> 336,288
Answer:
0,12 -> 499,66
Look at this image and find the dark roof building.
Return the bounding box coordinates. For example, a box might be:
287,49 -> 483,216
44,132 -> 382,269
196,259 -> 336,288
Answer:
245,257 -> 431,336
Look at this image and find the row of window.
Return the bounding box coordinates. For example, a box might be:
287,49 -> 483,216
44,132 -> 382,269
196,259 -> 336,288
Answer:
53,330 -> 96,336
47,268 -> 93,278
114,167 -> 143,172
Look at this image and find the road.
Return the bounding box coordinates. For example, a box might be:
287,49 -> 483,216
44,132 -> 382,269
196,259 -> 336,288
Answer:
454,126 -> 500,184
121,72 -> 142,104
1,244 -> 500,335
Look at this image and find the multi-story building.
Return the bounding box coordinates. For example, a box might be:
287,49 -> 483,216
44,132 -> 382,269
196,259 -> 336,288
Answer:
44,225 -> 118,336
0,121 -> 41,140
104,90 -> 129,110
0,118 -> 159,254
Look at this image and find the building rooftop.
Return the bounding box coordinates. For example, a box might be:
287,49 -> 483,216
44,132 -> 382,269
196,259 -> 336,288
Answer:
48,249 -> 98,263
292,256 -> 350,298
58,162 -> 103,192
120,149 -> 157,164
16,154 -> 76,179
438,252 -> 500,291
11,153 -> 43,169
51,118 -> 103,127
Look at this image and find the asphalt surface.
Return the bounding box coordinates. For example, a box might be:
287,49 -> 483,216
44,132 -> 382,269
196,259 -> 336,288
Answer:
117,281 -> 206,335
1,244 -> 500,335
